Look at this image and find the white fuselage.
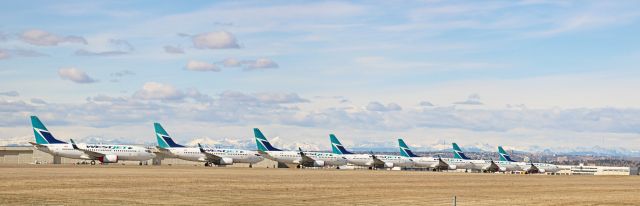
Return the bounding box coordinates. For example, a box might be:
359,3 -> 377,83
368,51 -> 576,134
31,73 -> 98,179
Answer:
161,147 -> 264,164
342,154 -> 413,168
517,162 -> 560,173
35,143 -> 156,161
261,150 -> 347,166
494,160 -> 521,172
409,157 -> 443,168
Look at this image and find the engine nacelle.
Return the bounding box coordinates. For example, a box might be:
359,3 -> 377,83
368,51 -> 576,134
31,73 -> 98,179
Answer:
538,169 -> 546,173
313,160 -> 325,167
384,162 -> 394,168
448,165 -> 457,170
499,167 -> 507,172
99,154 -> 118,163
217,157 -> 233,165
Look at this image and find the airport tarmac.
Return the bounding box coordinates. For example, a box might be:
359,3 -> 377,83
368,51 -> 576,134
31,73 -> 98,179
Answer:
1,165 -> 639,205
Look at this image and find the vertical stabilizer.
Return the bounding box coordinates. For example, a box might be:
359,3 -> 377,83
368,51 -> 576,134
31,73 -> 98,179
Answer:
330,134 -> 353,154
31,116 -> 66,144
452,143 -> 471,160
254,128 -> 281,152
498,146 -> 516,162
154,123 -> 185,148
398,138 -> 420,157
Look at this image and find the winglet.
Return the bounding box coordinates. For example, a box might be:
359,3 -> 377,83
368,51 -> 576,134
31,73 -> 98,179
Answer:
197,143 -> 205,153
70,139 -> 79,150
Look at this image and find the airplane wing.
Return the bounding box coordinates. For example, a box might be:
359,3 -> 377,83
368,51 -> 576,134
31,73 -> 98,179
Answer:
369,153 -> 386,166
70,139 -> 105,158
29,142 -> 49,150
525,160 -> 540,173
297,147 -> 316,165
197,143 -> 223,162
436,155 -> 449,168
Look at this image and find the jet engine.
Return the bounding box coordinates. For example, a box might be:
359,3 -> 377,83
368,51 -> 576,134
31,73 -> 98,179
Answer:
538,169 -> 546,173
302,160 -> 325,167
216,157 -> 233,165
99,154 -> 118,163
499,167 -> 507,172
313,160 -> 325,167
383,162 -> 394,168
448,165 -> 457,170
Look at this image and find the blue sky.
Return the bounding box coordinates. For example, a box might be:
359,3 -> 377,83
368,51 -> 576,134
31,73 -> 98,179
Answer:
1,1 -> 640,151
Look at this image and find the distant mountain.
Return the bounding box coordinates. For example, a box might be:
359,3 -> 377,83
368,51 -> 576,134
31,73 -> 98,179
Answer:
3,135 -> 640,157
0,135 -> 31,146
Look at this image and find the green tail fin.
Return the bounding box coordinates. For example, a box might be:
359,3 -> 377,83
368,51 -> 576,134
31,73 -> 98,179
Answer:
398,138 -> 419,157
154,123 -> 171,148
154,123 -> 185,148
452,143 -> 470,160
329,134 -> 353,154
254,128 -> 280,152
31,116 -> 65,144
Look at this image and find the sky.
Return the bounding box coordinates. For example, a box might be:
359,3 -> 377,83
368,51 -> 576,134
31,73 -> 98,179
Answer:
1,0 -> 640,152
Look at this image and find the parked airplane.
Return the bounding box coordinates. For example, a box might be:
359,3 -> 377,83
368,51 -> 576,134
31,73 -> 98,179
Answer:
330,134 -> 413,169
447,143 -> 500,172
398,138 -> 453,170
498,146 -> 560,173
254,128 -> 347,168
154,123 -> 263,167
29,116 -> 155,165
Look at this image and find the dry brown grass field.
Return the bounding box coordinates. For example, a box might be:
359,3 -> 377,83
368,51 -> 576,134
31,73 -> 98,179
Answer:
0,165 -> 639,205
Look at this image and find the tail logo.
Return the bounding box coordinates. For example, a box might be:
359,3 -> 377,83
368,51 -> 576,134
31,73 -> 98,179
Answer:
33,128 -> 65,144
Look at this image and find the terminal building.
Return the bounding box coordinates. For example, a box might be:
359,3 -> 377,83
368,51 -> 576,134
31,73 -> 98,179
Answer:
556,163 -> 639,176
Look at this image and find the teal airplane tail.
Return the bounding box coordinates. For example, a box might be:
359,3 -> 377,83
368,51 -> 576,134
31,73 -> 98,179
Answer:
254,128 -> 281,152
452,143 -> 471,160
498,146 -> 516,162
154,123 -> 184,148
398,138 -> 419,157
31,116 -> 66,144
330,134 -> 353,154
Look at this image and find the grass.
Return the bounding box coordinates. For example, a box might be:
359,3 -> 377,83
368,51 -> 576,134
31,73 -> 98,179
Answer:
0,164 -> 638,205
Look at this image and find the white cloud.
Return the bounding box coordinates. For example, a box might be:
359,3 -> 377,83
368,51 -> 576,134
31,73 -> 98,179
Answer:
20,29 -> 87,46
133,82 -> 187,100
243,58 -> 278,71
0,91 -> 19,97
222,58 -> 241,67
0,50 -> 8,60
192,31 -> 239,49
0,48 -> 48,60
163,45 -> 184,54
58,67 -> 97,83
75,39 -> 133,56
419,101 -> 434,107
454,94 -> 483,105
366,101 -> 402,112
185,60 -> 220,72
